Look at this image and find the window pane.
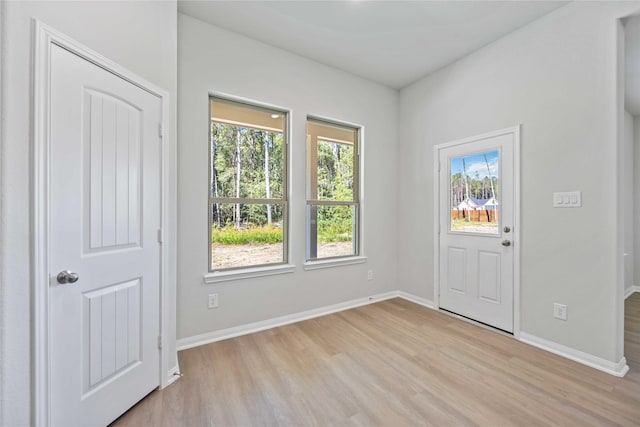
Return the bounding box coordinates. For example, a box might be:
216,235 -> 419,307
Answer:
210,203 -> 284,270
308,204 -> 357,260
317,140 -> 354,202
210,99 -> 285,200
450,150 -> 499,234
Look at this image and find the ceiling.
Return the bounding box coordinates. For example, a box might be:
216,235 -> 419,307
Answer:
178,1 -> 568,89
626,15 -> 640,116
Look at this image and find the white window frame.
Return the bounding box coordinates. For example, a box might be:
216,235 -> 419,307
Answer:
207,95 -> 290,274
305,116 -> 363,265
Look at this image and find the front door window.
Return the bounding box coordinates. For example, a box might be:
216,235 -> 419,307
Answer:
449,150 -> 499,235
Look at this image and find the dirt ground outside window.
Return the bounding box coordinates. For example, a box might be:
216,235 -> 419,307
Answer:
211,241 -> 354,270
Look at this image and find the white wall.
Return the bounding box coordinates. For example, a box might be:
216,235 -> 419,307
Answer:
624,110 -> 635,295
177,14 -> 399,341
0,2 -> 177,425
398,2 -> 640,364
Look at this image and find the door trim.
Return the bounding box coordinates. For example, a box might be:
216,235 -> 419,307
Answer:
32,21 -> 177,426
433,125 -> 521,338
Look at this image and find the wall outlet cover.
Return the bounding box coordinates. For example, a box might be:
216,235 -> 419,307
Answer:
553,303 -> 567,320
208,293 -> 219,309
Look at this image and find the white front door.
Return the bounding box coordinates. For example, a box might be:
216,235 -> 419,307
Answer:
49,43 -> 162,426
437,128 -> 518,333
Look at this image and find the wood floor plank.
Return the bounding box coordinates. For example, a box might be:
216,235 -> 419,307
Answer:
111,294 -> 640,426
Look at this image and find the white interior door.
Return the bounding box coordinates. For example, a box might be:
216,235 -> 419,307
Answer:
49,43 -> 162,426
437,129 -> 516,333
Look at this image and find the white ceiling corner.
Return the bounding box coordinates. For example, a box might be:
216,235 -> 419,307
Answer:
178,0 -> 568,89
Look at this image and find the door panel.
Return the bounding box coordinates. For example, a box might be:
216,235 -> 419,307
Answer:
85,89 -> 142,250
478,251 -> 500,303
49,43 -> 161,427
83,278 -> 141,393
447,247 -> 467,294
438,132 -> 515,332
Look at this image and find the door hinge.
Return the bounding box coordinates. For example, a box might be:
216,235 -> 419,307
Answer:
157,229 -> 163,244
158,123 -> 163,139
157,335 -> 163,350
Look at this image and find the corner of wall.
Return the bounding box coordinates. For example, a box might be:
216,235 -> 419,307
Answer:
616,17 -> 626,365
634,114 -> 640,290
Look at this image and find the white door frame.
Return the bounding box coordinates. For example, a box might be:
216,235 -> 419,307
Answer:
32,21 -> 177,426
433,125 -> 521,337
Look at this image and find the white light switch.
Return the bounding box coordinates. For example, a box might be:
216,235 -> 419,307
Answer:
553,191 -> 581,208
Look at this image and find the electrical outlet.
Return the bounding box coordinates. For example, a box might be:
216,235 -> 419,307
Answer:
367,270 -> 374,281
553,303 -> 567,320
208,293 -> 219,309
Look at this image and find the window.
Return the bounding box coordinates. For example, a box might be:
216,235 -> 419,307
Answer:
449,150 -> 499,235
209,97 -> 288,271
306,118 -> 360,260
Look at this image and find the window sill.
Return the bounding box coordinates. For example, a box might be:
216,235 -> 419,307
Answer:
303,256 -> 367,271
203,264 -> 296,284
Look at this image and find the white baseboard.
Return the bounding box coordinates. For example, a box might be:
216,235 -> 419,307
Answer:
177,291 -> 629,378
177,290 -> 436,351
625,286 -> 640,299
396,291 -> 435,309
177,291 -> 399,350
163,365 -> 181,388
519,332 -> 629,377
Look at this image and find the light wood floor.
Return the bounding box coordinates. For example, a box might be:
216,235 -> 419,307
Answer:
112,294 -> 640,426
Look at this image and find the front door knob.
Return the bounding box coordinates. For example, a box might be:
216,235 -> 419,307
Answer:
501,240 -> 511,247
57,270 -> 79,284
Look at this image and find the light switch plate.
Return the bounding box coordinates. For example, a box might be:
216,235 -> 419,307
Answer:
553,191 -> 581,208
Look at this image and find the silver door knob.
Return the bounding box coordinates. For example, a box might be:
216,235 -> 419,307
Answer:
501,240 -> 511,247
57,270 -> 79,284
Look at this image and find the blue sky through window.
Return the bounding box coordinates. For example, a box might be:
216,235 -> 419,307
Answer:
450,150 -> 499,180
